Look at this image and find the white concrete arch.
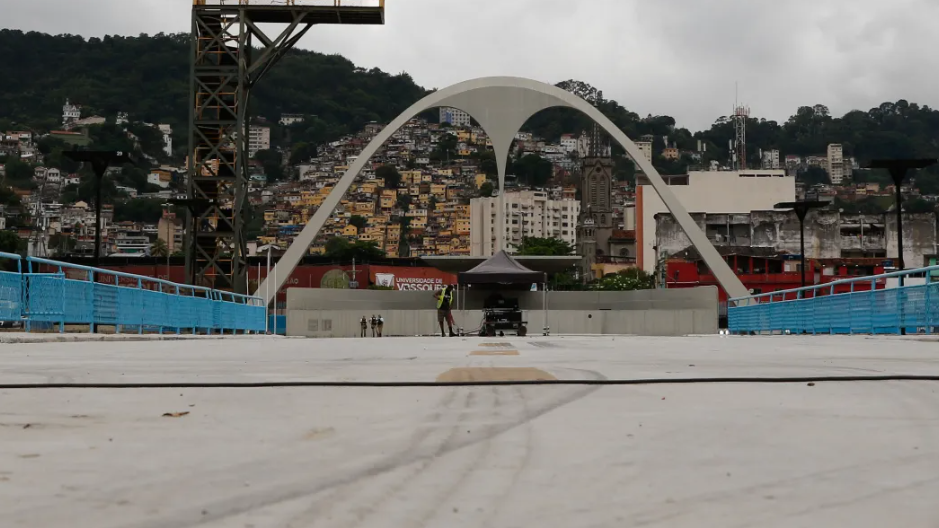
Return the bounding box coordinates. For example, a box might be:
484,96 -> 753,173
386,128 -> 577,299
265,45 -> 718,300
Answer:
257,76 -> 748,304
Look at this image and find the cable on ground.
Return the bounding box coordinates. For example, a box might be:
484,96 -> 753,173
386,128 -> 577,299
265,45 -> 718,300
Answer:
2,374 -> 939,389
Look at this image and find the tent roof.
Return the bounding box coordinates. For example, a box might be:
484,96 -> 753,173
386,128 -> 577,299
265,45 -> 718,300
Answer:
457,250 -> 546,285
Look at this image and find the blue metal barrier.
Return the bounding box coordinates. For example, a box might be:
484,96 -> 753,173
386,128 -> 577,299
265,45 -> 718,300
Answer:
0,253 -> 266,334
728,265 -> 939,335
0,251 -> 24,323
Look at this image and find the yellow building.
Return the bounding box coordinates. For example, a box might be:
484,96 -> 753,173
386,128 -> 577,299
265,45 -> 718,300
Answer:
455,218 -> 471,234
342,225 -> 358,237
354,201 -> 375,215
400,170 -> 421,185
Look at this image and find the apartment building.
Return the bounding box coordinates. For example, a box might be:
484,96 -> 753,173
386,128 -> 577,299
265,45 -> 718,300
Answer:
248,125 -> 271,158
827,143 -> 844,185
439,107 -> 471,128
469,190 -> 580,256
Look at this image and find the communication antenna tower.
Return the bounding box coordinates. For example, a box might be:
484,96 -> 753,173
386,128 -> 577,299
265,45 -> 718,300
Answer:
732,83 -> 748,170
733,105 -> 749,171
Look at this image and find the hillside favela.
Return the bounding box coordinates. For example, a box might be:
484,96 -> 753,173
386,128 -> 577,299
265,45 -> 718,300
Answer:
4,1 -> 939,526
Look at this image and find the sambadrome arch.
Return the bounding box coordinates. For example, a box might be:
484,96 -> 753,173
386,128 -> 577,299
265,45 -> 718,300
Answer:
256,76 -> 748,304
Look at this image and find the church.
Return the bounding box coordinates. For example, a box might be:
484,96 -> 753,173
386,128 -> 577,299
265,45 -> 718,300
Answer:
575,125 -> 636,280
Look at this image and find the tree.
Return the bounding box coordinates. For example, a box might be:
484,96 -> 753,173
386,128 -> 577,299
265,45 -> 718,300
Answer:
348,214 -> 368,230
514,236 -> 573,256
151,238 -> 168,257
396,193 -> 412,211
113,198 -> 164,223
0,230 -> 24,256
289,141 -> 318,165
479,181 -> 494,197
903,198 -> 935,214
0,185 -> 21,207
798,166 -> 830,186
47,233 -> 77,257
323,236 -> 386,261
512,154 -> 553,187
3,159 -> 33,186
376,164 -> 402,189
593,268 -> 655,291
254,149 -> 285,182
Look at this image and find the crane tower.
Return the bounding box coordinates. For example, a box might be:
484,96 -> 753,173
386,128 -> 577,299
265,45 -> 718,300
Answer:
186,0 -> 385,292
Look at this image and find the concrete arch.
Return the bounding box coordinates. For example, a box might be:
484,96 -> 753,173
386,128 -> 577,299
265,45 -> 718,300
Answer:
257,76 -> 748,304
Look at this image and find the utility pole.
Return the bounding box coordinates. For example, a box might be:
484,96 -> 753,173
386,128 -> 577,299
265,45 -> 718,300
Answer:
775,200 -> 829,288
64,150 -> 135,267
865,159 -> 938,277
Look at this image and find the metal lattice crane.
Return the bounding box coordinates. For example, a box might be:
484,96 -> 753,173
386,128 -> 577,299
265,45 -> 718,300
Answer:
186,0 -> 385,291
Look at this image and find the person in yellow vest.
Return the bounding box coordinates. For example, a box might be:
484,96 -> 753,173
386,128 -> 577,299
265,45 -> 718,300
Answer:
433,285 -> 456,337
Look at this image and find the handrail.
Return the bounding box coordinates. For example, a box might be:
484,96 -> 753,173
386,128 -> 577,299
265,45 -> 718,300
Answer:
25,257 -> 264,304
26,256 -> 208,293
0,252 -> 22,260
729,264 -> 939,304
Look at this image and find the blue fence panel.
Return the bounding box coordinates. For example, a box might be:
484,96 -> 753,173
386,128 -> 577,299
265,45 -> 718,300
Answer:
729,266 -> 939,336
0,271 -> 22,322
13,256 -> 267,334
0,252 -> 22,322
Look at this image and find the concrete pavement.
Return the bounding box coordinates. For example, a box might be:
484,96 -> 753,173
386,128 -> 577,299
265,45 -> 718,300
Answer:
2,335 -> 939,527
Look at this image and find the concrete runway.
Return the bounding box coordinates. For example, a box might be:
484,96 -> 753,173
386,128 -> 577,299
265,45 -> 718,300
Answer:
2,335 -> 939,527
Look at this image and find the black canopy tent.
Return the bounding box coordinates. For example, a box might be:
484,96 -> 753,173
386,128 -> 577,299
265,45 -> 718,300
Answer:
455,250 -> 548,336
457,250 -> 546,285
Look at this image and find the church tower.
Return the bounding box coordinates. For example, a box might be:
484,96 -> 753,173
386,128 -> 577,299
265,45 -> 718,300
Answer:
576,123 -> 614,279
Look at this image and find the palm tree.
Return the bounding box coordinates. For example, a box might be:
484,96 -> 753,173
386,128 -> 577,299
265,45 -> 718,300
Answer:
151,238 -> 168,258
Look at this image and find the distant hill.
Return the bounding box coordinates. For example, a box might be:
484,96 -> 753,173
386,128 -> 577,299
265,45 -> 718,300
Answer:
3,29 -> 939,195
0,29 -> 427,146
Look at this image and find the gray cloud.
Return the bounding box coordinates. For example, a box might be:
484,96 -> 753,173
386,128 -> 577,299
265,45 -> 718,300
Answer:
3,0 -> 938,131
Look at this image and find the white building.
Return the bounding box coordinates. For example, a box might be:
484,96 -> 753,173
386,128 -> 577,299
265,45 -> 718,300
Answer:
470,190 -> 580,256
248,125 -> 271,158
158,124 -> 173,157
147,172 -> 171,189
279,114 -> 305,126
62,99 -> 81,127
636,169 -> 794,272
634,141 -> 653,163
116,112 -> 129,126
560,134 -> 577,154
761,149 -> 780,169
439,107 -> 471,128
827,143 -> 844,185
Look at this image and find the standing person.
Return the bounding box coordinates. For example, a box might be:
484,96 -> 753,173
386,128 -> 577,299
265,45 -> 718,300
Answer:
377,315 -> 384,337
370,314 -> 377,337
433,285 -> 456,337
360,315 -> 368,338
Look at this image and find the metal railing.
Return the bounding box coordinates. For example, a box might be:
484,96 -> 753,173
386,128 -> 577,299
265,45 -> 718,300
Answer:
193,1 -> 384,6
0,253 -> 266,334
728,265 -> 939,335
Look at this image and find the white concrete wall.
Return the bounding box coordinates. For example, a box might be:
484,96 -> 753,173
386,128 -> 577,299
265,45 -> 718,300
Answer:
286,287 -> 718,338
640,170 -> 794,271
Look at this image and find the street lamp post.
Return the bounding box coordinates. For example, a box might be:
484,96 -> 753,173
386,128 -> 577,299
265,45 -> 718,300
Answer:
63,150 -> 135,267
775,200 -> 829,288
865,159 -> 938,279
162,203 -> 174,280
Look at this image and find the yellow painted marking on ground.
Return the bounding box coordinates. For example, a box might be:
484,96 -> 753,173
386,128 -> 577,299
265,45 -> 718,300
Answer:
469,350 -> 519,356
436,367 -> 555,382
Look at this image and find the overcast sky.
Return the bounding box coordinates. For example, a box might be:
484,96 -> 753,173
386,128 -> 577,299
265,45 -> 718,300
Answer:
5,0 -> 938,131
